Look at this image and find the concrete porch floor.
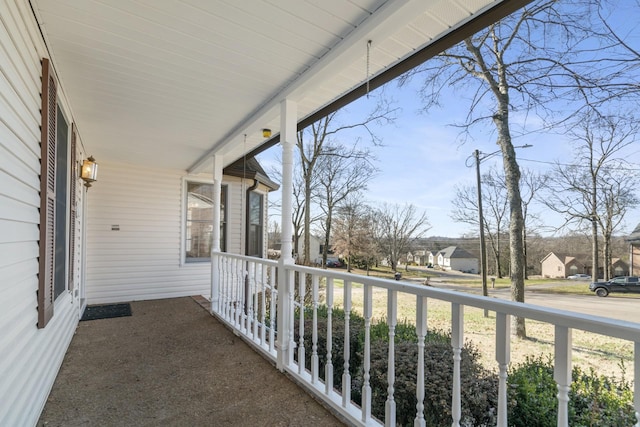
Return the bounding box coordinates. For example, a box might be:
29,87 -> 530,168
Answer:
38,297 -> 345,426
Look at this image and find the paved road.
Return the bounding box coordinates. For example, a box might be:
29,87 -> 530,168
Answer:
402,269 -> 640,323
492,288 -> 640,324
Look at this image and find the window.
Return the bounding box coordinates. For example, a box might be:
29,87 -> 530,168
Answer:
54,105 -> 69,299
185,182 -> 226,262
38,58 -> 74,328
246,191 -> 263,257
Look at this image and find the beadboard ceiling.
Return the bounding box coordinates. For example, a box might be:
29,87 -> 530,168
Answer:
32,0 -> 525,173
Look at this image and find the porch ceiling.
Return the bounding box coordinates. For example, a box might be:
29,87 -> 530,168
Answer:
32,0 -> 520,173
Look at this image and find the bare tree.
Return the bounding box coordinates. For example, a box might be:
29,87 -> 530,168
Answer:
545,113 -> 638,280
297,102 -> 396,266
402,0 -> 616,338
520,168 -> 549,279
374,203 -> 430,271
267,161 -> 318,261
597,169 -> 639,279
313,144 -> 377,268
267,220 -> 280,251
451,166 -> 509,278
331,195 -> 377,273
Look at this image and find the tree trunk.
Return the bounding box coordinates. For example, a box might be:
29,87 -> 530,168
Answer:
591,219 -> 599,280
603,232 -> 611,280
323,210 -> 332,268
293,233 -> 300,262
495,102 -> 526,339
303,177 -> 312,266
590,177 -> 599,280
495,229 -> 503,278
522,224 -> 529,280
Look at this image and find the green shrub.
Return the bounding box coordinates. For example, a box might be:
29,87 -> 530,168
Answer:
359,335 -> 498,426
294,306 -> 365,393
295,307 -> 634,426
508,356 -> 635,427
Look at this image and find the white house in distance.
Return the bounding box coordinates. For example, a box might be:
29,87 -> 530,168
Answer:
1,1 -> 573,425
435,246 -> 479,274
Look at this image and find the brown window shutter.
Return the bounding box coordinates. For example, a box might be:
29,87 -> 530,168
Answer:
38,58 -> 57,329
69,124 -> 77,292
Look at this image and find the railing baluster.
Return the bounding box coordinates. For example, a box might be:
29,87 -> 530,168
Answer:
414,296 -> 427,427
227,259 -> 238,326
361,284 -> 373,423
311,274 -> 319,384
288,268 -> 295,367
269,276 -> 276,354
260,263 -> 267,345
451,303 -> 463,427
225,257 -> 232,321
554,325 -> 572,427
634,341 -> 639,427
386,289 -> 397,427
342,280 -> 352,407
325,277 -> 334,394
245,260 -> 252,334
496,312 -> 510,427
235,258 -> 242,328
298,272 -> 306,375
219,255 -> 225,314
252,262 -> 259,340
225,257 -> 231,319
243,260 -> 249,333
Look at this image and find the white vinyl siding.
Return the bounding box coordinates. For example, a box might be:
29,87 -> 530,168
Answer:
86,163 -> 250,303
0,1 -> 80,425
449,258 -> 479,274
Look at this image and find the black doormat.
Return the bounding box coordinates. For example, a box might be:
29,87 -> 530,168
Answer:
81,303 -> 132,321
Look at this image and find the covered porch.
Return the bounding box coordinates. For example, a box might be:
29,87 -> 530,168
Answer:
4,1 -> 638,426
38,297 -> 344,426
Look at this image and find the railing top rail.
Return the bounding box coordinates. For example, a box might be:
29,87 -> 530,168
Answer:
214,251 -> 278,267
215,253 -> 640,342
282,263 -> 640,343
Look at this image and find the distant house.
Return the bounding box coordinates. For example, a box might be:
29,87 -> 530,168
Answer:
411,250 -> 430,266
612,258 -> 629,277
627,223 -> 640,275
272,234 -> 323,263
541,252 -> 629,279
435,246 -> 479,273
540,253 -> 588,278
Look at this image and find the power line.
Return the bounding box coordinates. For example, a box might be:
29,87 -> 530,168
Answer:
518,157 -> 640,172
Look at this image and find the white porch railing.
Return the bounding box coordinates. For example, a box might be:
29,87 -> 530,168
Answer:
211,253 -> 640,427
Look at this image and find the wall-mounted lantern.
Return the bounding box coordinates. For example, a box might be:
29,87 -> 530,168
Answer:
80,156 -> 98,188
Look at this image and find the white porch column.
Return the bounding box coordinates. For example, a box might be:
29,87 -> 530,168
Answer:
211,154 -> 223,313
277,98 -> 296,371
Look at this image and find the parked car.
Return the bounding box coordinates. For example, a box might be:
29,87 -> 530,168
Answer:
589,276 -> 640,297
567,273 -> 591,280
326,258 -> 343,268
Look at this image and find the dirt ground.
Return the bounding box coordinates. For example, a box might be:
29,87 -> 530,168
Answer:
38,297 -> 346,427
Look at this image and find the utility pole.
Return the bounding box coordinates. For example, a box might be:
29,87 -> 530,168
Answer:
474,149 -> 489,317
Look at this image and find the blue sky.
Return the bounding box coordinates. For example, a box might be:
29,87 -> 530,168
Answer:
258,5 -> 640,239
259,79 -> 640,238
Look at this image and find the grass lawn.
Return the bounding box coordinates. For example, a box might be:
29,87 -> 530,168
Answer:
318,276 -> 633,381
351,265 -> 594,294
